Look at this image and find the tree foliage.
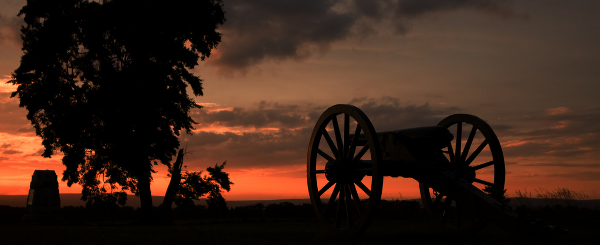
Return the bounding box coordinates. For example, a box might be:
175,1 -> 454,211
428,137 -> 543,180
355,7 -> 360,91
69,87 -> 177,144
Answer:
174,161 -> 232,212
9,0 -> 225,211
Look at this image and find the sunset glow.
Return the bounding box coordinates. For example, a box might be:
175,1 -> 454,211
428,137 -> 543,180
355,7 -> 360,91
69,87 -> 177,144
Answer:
1,0 -> 600,204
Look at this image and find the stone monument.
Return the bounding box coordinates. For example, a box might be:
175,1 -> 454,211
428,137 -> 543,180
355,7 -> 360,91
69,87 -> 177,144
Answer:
22,170 -> 63,221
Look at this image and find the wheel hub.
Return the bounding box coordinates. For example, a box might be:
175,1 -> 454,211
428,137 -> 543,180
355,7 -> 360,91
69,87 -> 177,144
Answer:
460,167 -> 477,183
325,159 -> 363,183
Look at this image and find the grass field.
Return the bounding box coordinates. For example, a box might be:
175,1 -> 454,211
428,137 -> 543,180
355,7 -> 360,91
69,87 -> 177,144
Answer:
1,201 -> 599,245
0,216 -> 597,245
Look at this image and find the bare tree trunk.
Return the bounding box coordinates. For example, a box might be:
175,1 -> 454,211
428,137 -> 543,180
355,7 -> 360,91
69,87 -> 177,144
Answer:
160,149 -> 184,217
137,162 -> 154,223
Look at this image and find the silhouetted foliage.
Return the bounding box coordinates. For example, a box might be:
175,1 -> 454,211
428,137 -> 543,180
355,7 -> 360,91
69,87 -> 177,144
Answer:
9,0 -> 225,221
175,161 -> 232,213
483,185 -> 509,202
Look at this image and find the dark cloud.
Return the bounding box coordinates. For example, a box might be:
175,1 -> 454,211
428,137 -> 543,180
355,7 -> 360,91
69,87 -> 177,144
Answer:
0,143 -> 24,156
183,97 -> 456,169
502,107 -> 600,159
2,149 -> 22,155
181,128 -> 310,168
545,171 -> 600,181
211,0 -> 525,74
520,162 -> 600,168
349,96 -> 460,131
181,99 -> 600,177
0,11 -> 23,47
393,0 -> 525,18
393,0 -> 527,33
213,0 -> 356,74
0,93 -> 33,136
194,101 -> 311,129
23,148 -> 44,157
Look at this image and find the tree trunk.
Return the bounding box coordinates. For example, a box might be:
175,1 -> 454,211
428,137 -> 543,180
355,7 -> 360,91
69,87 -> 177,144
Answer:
160,149 -> 184,217
136,162 -> 154,223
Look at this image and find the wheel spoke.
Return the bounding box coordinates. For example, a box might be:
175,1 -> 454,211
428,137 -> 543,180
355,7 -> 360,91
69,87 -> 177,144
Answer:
317,149 -> 335,162
455,123 -> 462,165
446,142 -> 455,163
344,114 -> 350,158
321,127 -> 340,159
352,144 -> 370,163
324,184 -> 340,216
426,114 -> 506,232
471,161 -> 494,171
464,139 -> 488,167
355,181 -> 371,197
461,126 -> 478,164
308,105 -> 385,232
349,183 -> 362,215
473,178 -> 494,187
347,124 -> 362,159
331,116 -> 344,158
345,184 -> 353,227
335,185 -> 345,228
318,181 -> 335,197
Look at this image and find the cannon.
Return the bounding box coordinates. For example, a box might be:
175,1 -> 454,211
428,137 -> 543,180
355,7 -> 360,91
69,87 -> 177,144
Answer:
307,104 -> 521,235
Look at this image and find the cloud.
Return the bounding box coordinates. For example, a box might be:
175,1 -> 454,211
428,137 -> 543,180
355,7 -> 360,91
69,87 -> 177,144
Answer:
193,101 -> 312,129
348,96 -> 460,131
0,11 -> 24,47
520,162 -> 600,168
0,92 -> 33,136
393,0 -> 527,18
2,149 -> 22,155
211,0 -> 357,74
546,107 -> 572,116
545,171 -> 600,181
178,99 -> 600,186
23,148 -> 44,157
502,107 -> 600,159
210,0 -> 526,74
182,97 -> 457,169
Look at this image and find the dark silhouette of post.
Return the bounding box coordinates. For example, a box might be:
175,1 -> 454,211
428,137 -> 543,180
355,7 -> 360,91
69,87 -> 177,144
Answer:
22,170 -> 62,222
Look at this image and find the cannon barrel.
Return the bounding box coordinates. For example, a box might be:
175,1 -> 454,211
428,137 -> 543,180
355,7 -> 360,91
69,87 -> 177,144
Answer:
350,126 -> 454,149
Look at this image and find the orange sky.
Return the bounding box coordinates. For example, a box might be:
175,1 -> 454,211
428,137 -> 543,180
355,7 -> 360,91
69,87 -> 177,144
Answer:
1,0 -> 600,203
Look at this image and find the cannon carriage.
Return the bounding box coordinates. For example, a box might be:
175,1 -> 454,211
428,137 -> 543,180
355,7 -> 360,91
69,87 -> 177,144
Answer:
307,104 -> 518,235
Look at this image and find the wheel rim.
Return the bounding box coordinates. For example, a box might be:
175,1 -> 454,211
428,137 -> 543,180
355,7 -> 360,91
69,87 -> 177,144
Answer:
307,104 -> 383,234
420,114 -> 505,234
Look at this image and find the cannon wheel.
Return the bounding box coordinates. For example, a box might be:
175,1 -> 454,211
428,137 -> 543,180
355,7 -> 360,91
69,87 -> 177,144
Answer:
420,114 -> 505,234
308,104 -> 383,235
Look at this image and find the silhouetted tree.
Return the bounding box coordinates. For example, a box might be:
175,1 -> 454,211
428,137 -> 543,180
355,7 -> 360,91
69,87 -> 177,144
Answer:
175,161 -> 232,212
9,0 -> 225,222
160,149 -> 232,218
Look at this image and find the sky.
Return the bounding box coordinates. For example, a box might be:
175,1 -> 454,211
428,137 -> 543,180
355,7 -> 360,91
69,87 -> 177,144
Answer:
1,0 -> 599,202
